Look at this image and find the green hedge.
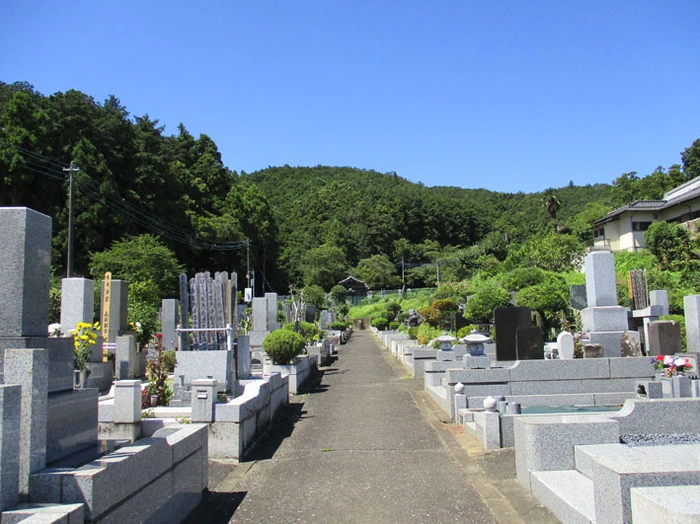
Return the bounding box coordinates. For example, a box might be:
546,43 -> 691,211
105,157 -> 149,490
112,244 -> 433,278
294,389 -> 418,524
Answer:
263,329 -> 306,365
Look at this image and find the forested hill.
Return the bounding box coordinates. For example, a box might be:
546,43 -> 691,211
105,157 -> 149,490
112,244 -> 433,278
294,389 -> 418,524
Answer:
242,165 -> 613,285
2,80 -> 697,294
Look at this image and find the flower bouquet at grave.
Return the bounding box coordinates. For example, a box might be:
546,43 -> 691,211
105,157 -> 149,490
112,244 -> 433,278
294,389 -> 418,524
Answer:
73,321 -> 99,372
650,355 -> 693,377
145,333 -> 173,406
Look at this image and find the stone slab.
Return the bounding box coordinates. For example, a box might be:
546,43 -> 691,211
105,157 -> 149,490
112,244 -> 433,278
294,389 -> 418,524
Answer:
514,415 -> 619,487
581,306 -> 628,333
46,388 -> 99,464
631,485 -> 700,524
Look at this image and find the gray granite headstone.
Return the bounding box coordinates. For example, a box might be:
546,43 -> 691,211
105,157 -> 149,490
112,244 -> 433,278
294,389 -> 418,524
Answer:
647,320 -> 681,356
649,289 -> 669,316
0,208 -> 52,338
515,326 -> 544,360
585,250 -> 617,307
494,307 -> 531,361
251,297 -> 267,332
60,278 -> 95,336
684,295 -> 700,354
161,299 -> 179,351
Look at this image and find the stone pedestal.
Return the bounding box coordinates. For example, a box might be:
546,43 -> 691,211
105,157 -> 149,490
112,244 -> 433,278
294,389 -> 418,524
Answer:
0,384 -> 22,510
4,348 -> 48,496
191,378 -> 218,423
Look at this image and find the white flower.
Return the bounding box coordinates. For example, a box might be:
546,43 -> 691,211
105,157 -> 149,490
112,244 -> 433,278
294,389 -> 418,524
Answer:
663,355 -> 675,366
48,323 -> 61,337
674,358 -> 687,368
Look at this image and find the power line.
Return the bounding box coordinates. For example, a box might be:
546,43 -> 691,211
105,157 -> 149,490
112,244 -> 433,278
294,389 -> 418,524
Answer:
3,143 -> 249,251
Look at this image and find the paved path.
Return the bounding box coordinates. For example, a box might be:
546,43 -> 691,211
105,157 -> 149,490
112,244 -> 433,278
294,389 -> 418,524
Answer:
187,330 -> 558,523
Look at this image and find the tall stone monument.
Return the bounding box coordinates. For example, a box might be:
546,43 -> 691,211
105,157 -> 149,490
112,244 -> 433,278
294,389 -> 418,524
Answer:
580,250 -> 637,357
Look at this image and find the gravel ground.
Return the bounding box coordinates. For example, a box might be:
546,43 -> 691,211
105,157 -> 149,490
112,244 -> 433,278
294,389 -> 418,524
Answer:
620,433 -> 700,446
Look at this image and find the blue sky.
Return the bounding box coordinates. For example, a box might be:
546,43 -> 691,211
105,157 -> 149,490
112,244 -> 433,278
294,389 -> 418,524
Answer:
2,1 -> 698,193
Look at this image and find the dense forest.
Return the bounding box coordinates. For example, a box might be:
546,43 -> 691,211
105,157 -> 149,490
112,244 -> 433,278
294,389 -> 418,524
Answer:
1,81 -> 699,299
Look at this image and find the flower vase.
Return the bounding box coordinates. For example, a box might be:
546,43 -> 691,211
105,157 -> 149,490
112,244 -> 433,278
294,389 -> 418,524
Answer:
74,369 -> 87,389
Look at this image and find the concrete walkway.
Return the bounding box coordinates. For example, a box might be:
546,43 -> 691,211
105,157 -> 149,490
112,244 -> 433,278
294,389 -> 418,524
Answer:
186,330 -> 558,523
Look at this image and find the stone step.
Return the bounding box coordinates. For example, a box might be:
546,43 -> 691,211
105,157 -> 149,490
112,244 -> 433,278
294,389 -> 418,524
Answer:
1,502 -> 84,523
530,470 -> 595,524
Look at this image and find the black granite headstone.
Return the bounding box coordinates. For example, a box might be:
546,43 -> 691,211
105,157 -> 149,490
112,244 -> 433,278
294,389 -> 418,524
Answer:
494,307 -> 531,361
516,326 -> 544,360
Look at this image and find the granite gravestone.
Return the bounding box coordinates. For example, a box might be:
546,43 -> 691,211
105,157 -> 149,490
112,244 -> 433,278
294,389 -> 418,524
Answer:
647,320 -> 682,356
684,295 -> 700,354
557,331 -> 575,359
494,306 -> 531,361
569,285 -> 587,311
515,326 -> 544,360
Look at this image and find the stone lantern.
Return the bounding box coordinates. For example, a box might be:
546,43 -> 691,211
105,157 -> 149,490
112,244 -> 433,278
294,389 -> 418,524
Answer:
435,333 -> 457,362
461,331 -> 491,369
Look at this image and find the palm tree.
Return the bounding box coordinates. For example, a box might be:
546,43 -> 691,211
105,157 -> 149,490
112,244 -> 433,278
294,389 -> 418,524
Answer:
542,190 -> 561,232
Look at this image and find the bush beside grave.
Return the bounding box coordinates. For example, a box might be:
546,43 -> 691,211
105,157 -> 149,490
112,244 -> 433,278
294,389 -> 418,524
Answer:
263,329 -> 306,365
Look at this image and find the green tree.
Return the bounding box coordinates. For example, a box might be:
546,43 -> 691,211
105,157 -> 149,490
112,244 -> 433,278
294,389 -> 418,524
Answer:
303,285 -> 326,315
300,244 -> 348,290
89,234 -> 184,298
329,284 -> 348,304
515,273 -> 569,334
464,282 -> 510,323
354,254 -> 400,290
542,189 -> 562,232
513,233 -> 586,273
645,221 -> 696,272
568,202 -> 610,244
681,138 -> 700,180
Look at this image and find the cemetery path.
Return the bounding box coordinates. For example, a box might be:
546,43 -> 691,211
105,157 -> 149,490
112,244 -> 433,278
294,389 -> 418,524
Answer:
188,330 -> 558,524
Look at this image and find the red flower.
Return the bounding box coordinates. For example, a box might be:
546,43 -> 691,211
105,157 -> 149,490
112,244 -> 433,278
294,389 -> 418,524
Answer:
156,333 -> 163,339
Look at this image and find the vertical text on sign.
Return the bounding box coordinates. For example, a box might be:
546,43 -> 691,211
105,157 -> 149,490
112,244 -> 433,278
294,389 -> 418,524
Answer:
102,272 -> 112,361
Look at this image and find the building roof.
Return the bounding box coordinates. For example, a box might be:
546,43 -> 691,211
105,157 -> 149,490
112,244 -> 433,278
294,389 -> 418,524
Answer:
593,176 -> 700,226
338,275 -> 369,292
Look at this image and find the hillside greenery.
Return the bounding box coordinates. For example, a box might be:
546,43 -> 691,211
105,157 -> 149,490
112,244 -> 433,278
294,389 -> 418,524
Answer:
3,80 -> 700,341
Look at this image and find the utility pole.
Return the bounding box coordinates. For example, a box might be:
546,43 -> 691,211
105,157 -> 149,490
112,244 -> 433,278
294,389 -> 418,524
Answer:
64,162 -> 80,278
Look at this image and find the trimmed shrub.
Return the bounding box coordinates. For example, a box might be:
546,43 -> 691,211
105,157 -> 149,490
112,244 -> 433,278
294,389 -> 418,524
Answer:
330,321 -> 348,331
263,329 -> 306,365
389,321 -> 400,331
371,317 -> 389,330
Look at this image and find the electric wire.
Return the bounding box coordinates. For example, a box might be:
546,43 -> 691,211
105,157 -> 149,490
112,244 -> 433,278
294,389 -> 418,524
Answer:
2,143 -> 249,251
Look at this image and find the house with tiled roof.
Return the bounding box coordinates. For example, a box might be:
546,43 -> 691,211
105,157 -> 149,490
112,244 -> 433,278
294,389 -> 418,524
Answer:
593,177 -> 700,251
